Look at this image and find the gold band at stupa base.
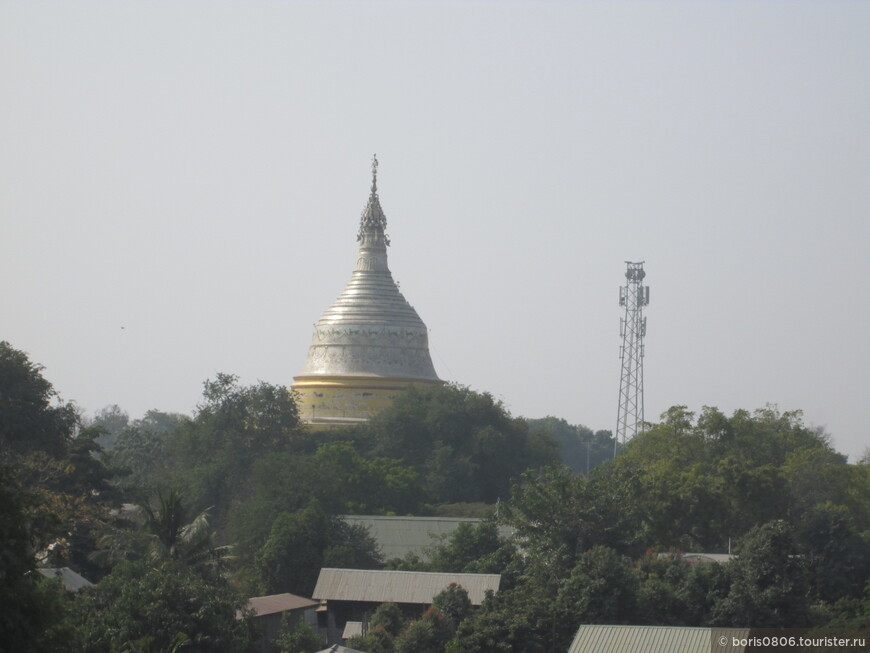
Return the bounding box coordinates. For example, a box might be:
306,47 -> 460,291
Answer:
292,375 -> 442,428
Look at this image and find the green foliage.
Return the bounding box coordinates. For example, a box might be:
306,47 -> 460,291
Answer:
29,576 -> 83,653
796,502 -> 870,603
553,546 -> 639,646
313,441 -> 423,514
450,582 -> 550,653
138,490 -> 214,565
0,343 -> 117,577
502,465 -> 641,578
93,488 -> 230,576
608,405 -> 859,552
369,602 -> 407,637
712,520 -> 810,627
346,626 -> 395,653
427,521 -> 512,575
154,380 -> 563,578
149,374 -> 414,571
827,581 -> 870,628
632,551 -> 718,626
525,416 -> 615,474
228,442 -> 421,555
362,383 -> 559,504
103,410 -> 187,491
673,558 -> 731,626
255,500 -> 382,596
0,461 -> 34,576
0,462 -> 52,652
609,406 -> 730,549
227,450 -> 322,558
166,373 -> 306,528
433,584 -> 473,631
394,608 -> 453,653
270,618 -> 323,653
74,559 -> 251,653
479,404 -> 870,643
349,594 -> 466,653
347,603 -> 405,653
0,341 -> 77,458
117,632 -> 191,653
89,404 -> 130,450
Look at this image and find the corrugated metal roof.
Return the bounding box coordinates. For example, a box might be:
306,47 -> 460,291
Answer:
567,625 -> 751,653
342,621 -> 363,639
681,553 -> 735,564
315,646 -> 368,653
312,568 -> 500,605
342,515 -> 513,561
247,593 -> 319,617
37,567 -> 93,592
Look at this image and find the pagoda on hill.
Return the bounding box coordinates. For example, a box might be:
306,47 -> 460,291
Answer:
292,157 -> 441,426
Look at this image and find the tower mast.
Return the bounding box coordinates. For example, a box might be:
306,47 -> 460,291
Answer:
616,261 -> 649,452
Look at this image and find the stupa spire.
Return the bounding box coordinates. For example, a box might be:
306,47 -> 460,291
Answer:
358,154 -> 388,244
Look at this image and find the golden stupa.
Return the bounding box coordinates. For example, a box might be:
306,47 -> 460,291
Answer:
292,157 -> 441,425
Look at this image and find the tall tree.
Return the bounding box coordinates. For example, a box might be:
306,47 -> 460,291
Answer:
89,404 -> 130,450
164,374 -> 306,530
0,341 -> 77,458
102,410 -> 186,491
394,608 -> 453,653
74,559 -> 251,653
553,546 -> 639,647
712,520 -> 810,627
525,416 -> 616,474
0,342 -> 117,576
605,404 -> 853,551
364,383 -> 559,504
0,463 -> 49,652
255,500 -> 381,596
502,465 -> 641,578
312,441 -> 423,514
93,489 -> 229,575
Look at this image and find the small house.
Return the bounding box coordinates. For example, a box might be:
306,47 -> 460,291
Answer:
245,592 -> 319,652
312,568 -> 500,645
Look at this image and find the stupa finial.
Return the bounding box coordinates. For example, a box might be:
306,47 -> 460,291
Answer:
358,154 -> 388,244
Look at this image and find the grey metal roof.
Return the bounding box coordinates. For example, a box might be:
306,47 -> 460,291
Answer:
568,625 -> 751,653
680,552 -> 735,564
342,515 -> 514,561
37,567 -> 93,592
247,593 -> 318,617
312,568 -> 500,606
342,621 -> 363,639
315,647 -> 369,653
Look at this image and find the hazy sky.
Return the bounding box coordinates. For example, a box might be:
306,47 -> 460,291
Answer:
2,1 -> 868,461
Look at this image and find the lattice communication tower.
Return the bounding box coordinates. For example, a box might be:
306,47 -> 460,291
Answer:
616,261 -> 649,451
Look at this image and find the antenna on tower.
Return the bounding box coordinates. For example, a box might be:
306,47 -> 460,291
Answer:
615,261 -> 649,455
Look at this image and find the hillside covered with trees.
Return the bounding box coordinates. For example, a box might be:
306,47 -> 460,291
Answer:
2,340 -> 869,652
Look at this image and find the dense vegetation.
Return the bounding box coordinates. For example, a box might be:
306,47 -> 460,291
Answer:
2,339 -> 869,652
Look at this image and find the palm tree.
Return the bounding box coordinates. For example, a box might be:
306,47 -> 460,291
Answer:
140,489 -> 209,564
93,488 -> 232,572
